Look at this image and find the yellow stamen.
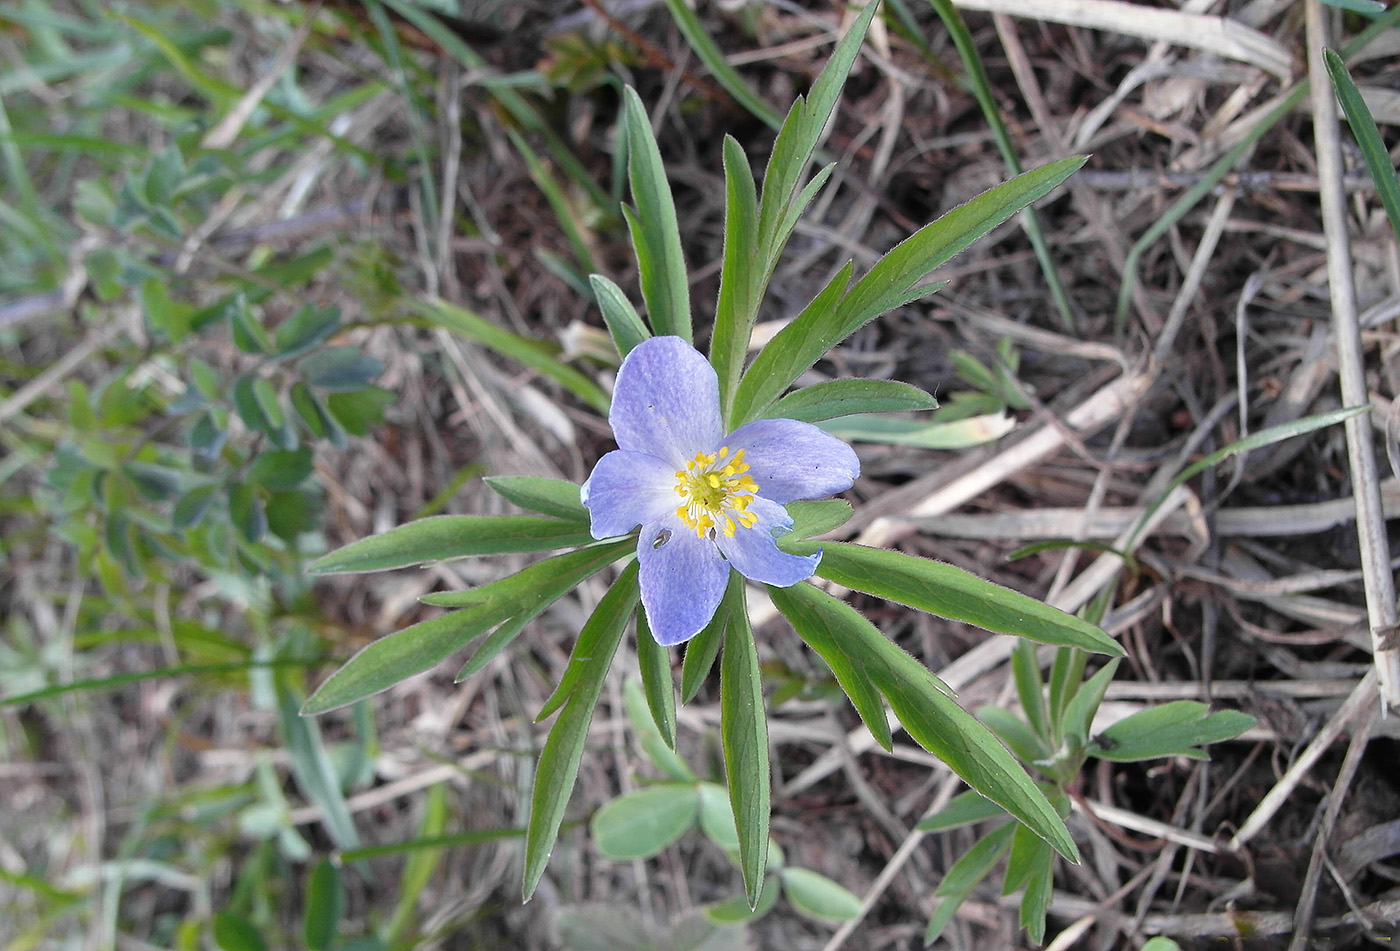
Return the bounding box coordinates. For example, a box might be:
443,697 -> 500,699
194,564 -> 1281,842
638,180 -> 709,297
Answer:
672,444 -> 761,539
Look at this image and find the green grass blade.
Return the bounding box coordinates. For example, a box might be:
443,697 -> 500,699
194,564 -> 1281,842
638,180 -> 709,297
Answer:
718,574 -> 769,907
523,561 -> 641,900
815,542 -> 1123,656
660,0 -> 784,131
385,783 -> 448,948
1325,49 -> 1400,248
508,128 -> 598,274
924,0 -> 1076,331
621,86 -> 691,342
417,298 -> 611,414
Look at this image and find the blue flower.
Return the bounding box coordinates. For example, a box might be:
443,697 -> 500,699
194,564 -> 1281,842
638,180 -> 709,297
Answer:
581,336 -> 860,646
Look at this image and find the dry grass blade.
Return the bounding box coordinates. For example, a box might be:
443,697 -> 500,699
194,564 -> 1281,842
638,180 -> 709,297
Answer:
951,0 -> 1293,79
1307,0 -> 1400,711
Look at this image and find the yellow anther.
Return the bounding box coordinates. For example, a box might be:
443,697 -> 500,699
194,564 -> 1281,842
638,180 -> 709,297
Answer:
671,444 -> 762,539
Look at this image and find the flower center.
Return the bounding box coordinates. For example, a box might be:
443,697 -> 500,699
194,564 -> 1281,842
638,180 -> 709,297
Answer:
674,446 -> 760,538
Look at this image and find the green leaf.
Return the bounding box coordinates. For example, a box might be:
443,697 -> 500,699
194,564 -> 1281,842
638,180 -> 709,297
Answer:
777,499 -> 853,554
680,599 -> 727,702
275,304 -> 341,359
735,157 -> 1085,424
276,670 -> 360,850
303,859 -> 344,951
1002,821 -> 1055,944
635,613 -> 678,749
767,582 -> 1077,862
915,789 -> 1007,832
484,476 -> 588,522
706,873 -> 780,924
767,379 -> 939,423
620,86 -> 691,343
756,0 -> 880,258
248,448 -> 314,491
309,516 -> 596,574
978,706 -> 1051,766
232,375 -> 270,433
385,783 -> 449,947
524,562 -> 641,899
324,387 -> 394,437
779,868 -> 863,923
424,540 -> 632,608
712,135 -> 761,424
1063,658 -> 1119,746
696,781 -> 739,851
537,566 -> 642,720
1010,640 -> 1049,744
772,582 -> 893,751
1327,49 -> 1400,259
589,273 -> 650,358
228,482 -> 266,544
590,784 -> 699,860
729,263 -> 850,427
416,298 -> 610,414
300,347 -> 383,392
924,821 -> 1015,944
1090,702 -> 1256,762
289,383 -> 337,443
213,911 -> 267,951
624,677 -> 692,782
718,574 -> 769,908
302,542 -> 632,714
228,295 -> 272,355
173,484 -> 220,530
815,543 -> 1123,656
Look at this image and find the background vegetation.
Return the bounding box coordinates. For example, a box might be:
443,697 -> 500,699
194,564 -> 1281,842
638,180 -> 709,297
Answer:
2,1 -> 1398,949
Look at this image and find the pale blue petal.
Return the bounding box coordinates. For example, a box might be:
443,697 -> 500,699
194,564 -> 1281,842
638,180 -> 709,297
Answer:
610,336 -> 723,468
581,450 -> 679,539
715,496 -> 820,587
638,513 -> 730,646
724,418 -> 860,504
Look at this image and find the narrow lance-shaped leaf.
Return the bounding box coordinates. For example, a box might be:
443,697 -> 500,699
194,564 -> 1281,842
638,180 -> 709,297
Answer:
719,574 -> 770,908
1089,701 -> 1256,762
734,157 -> 1085,425
768,581 -> 1078,861
302,541 -> 632,714
589,274 -> 650,358
766,379 -> 939,423
636,611 -> 678,749
524,561 -> 641,899
484,476 -> 589,522
712,135 -> 761,424
621,86 -> 691,342
309,516 -> 595,574
816,542 -> 1124,656
924,821 -> 1014,944
773,580 -> 893,751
